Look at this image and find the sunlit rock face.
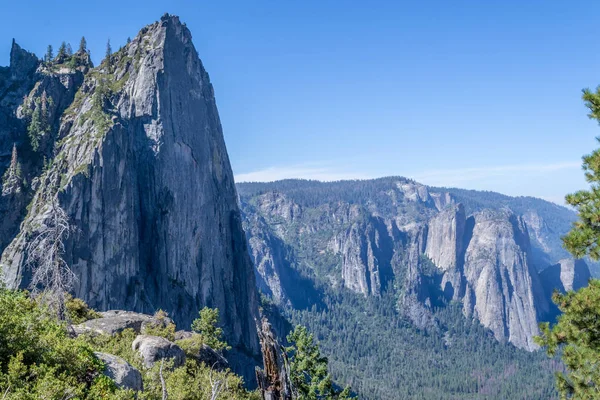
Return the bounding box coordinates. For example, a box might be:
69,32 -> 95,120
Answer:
0,15 -> 261,374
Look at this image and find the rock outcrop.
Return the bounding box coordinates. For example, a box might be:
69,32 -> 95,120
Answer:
196,344 -> 229,371
172,330 -> 229,370
0,15 -> 260,375
73,310 -> 173,336
132,335 -> 186,368
95,352 -> 143,391
245,213 -> 291,305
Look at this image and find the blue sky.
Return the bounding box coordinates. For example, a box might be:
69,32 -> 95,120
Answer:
1,1 -> 599,204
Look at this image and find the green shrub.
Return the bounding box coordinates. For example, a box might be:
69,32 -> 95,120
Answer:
0,288 -> 130,398
65,293 -> 100,324
191,307 -> 230,351
0,286 -> 261,399
141,309 -> 176,341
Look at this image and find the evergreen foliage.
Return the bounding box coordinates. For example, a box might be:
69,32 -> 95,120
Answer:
191,307 -> 230,351
141,310 -> 176,341
286,325 -> 352,399
562,86 -> 600,260
64,294 -> 100,324
106,39 -> 112,62
45,45 -> 53,63
79,36 -> 87,53
0,285 -> 260,399
56,41 -> 68,63
536,280 -> 600,399
26,94 -> 52,152
239,181 -> 563,399
0,287 -> 122,398
534,85 -> 600,399
283,289 -> 558,400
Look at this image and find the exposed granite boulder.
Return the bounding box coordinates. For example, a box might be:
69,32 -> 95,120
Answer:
174,330 -> 194,341
73,310 -> 172,336
197,344 -> 229,370
95,352 -> 143,391
132,335 -> 186,368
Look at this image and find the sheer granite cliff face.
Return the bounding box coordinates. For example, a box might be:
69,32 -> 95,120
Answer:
0,42 -> 41,251
0,16 -> 260,364
238,179 -> 579,351
540,258 -> 591,293
460,210 -> 548,350
539,258 -> 591,321
425,203 -> 465,272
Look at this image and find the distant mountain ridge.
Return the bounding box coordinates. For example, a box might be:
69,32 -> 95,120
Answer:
238,177 -> 588,398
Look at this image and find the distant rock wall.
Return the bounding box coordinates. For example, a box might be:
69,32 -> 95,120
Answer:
239,180 -> 587,351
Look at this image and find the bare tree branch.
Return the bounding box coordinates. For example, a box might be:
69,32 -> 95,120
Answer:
209,365 -> 224,400
25,197 -> 75,320
2,385 -> 10,400
160,359 -> 168,400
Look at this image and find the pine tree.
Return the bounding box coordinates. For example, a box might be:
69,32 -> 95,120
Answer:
40,92 -> 50,129
56,42 -> 67,61
191,307 -> 230,351
28,101 -> 43,151
535,280 -> 600,398
78,36 -> 87,53
105,39 -> 112,61
45,45 -> 53,63
66,43 -> 73,56
535,84 -> 600,399
562,86 -> 600,260
286,325 -> 353,399
126,37 -> 131,45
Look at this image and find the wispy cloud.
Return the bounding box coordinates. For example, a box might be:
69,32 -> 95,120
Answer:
410,161 -> 581,187
235,163 -> 374,183
236,161 -> 582,186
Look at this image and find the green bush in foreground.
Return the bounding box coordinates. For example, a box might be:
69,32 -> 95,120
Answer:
0,286 -> 259,399
0,283 -> 348,399
0,288 -> 125,398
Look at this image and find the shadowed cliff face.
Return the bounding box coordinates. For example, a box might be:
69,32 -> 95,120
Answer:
238,179 -> 586,351
539,258 -> 592,321
0,15 -> 260,369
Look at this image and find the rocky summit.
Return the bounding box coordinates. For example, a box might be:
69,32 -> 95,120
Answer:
0,14 -> 260,374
